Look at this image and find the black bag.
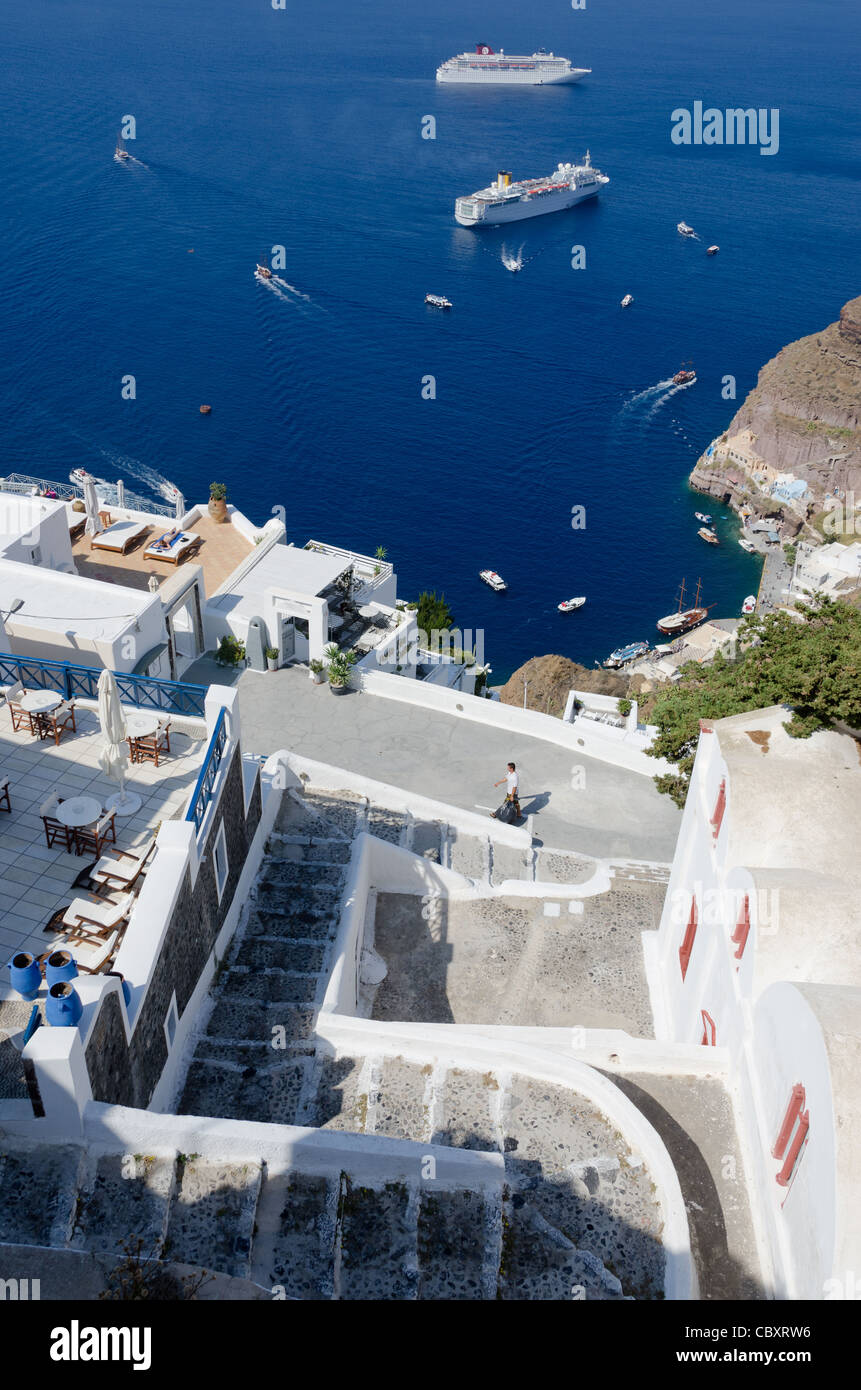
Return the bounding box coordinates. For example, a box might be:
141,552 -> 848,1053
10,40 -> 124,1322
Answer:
495,799 -> 518,825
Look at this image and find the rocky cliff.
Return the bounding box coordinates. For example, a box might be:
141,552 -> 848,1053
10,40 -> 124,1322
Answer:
498,654 -> 640,718
690,294 -> 861,515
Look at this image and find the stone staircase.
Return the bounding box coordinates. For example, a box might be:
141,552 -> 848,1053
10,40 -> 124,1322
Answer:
0,1054 -> 665,1298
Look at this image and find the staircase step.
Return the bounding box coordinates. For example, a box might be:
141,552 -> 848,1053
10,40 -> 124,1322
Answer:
164,1156 -> 262,1279
251,1171 -> 338,1300
373,1056 -> 432,1143
490,843 -> 531,886
297,789 -> 365,840
0,1143 -> 83,1247
433,1068 -> 501,1151
255,883 -> 342,915
365,806 -> 407,843
263,861 -> 346,888
417,1189 -> 491,1300
234,939 -> 326,973
71,1153 -> 176,1257
179,1055 -> 313,1127
339,1180 -> 418,1300
245,906 -> 335,943
533,850 -> 596,885
498,1200 -> 627,1301
312,1055 -> 369,1133
410,819 -> 444,863
222,968 -> 318,1005
269,839 -> 352,865
448,830 -> 490,880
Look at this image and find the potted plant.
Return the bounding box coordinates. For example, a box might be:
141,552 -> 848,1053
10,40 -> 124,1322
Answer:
327,648 -> 358,695
618,698 -> 632,718
264,645 -> 279,673
208,482 -> 228,524
215,634 -> 246,667
374,545 -> 387,576
309,658 -> 325,685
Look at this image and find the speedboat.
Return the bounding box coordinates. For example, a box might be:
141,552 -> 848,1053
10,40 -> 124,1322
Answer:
694,512 -> 712,525
255,264 -> 273,279
673,364 -> 696,385
114,133 -> 131,161
425,293 -> 452,309
742,595 -> 757,614
620,294 -> 634,307
479,569 -> 507,591
558,597 -> 586,612
603,640 -> 649,669
706,245 -> 720,256
738,538 -> 756,553
677,221 -> 696,237
698,526 -> 719,545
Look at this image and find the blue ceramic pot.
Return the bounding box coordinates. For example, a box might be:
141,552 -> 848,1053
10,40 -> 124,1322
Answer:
46,981 -> 83,1028
8,952 -> 41,1001
46,950 -> 78,986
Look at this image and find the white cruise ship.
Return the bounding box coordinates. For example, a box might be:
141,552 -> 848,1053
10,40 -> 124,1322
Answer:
455,155 -> 608,227
437,44 -> 590,85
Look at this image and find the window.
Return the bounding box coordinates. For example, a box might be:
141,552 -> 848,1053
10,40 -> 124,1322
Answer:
732,895 -> 751,960
163,994 -> 179,1052
679,898 -> 698,980
773,1084 -> 809,1189
700,1010 -> 716,1046
212,822 -> 229,902
710,778 -> 727,839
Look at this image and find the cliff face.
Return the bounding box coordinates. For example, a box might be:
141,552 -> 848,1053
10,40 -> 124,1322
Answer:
691,295 -> 861,509
498,654 -> 636,718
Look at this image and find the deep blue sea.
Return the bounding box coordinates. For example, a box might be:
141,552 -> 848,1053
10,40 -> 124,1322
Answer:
2,0 -> 860,680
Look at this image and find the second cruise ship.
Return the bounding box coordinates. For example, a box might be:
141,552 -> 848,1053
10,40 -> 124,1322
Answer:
454,155 -> 609,227
437,44 -> 590,85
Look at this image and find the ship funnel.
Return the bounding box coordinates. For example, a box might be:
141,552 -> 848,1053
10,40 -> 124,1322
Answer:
497,171 -> 511,190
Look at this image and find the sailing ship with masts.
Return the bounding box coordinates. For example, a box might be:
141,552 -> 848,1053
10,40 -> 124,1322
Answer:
656,577 -> 712,636
114,132 -> 131,161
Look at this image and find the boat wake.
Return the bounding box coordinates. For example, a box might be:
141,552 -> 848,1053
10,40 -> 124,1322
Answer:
501,243 -> 525,273
254,271 -> 325,313
642,379 -> 695,419
114,153 -> 149,169
619,378 -> 674,414
89,454 -> 180,507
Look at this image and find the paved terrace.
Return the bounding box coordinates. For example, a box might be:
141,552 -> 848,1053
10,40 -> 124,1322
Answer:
184,662 -> 682,862
71,514 -> 254,594
0,706 -> 206,961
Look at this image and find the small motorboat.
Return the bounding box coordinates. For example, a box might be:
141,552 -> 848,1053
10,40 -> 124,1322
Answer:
677,221 -> 696,237
742,595 -> 757,615
694,512 -> 712,525
479,569 -> 507,591
620,294 -> 634,308
558,597 -> 586,612
199,405 -> 212,415
738,538 -> 756,553
425,294 -> 452,309
706,245 -> 720,256
603,640 -> 649,669
673,361 -> 696,385
114,133 -> 131,161
255,264 -> 273,279
698,526 -> 719,545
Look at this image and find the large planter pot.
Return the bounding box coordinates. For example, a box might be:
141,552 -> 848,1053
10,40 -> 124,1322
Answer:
330,682 -> 350,696
8,952 -> 41,1001
266,658 -> 278,672
208,498 -> 228,524
46,981 -> 83,1029
46,950 -> 78,987
310,669 -> 324,684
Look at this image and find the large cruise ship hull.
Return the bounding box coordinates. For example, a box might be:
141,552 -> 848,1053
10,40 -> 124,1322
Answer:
437,68 -> 589,85
455,185 -> 601,227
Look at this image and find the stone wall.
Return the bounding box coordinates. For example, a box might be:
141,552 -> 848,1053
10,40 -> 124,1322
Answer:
84,747 -> 262,1109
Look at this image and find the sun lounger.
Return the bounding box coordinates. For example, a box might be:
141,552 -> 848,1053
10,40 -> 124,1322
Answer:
58,927 -> 120,974
143,530 -> 201,565
91,841 -> 155,892
91,519 -> 149,554
61,891 -> 133,936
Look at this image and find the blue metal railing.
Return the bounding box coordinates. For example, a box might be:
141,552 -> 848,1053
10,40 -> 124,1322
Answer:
0,652 -> 207,717
185,706 -> 228,833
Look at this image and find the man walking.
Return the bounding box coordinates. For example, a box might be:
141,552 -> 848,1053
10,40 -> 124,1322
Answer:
491,762 -> 521,821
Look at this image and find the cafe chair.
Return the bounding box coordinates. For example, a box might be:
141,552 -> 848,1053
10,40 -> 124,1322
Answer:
40,795 -> 72,850
73,807 -> 117,857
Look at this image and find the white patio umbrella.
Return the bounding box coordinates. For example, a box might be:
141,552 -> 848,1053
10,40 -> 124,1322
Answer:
82,473 -> 104,537
97,669 -> 141,816
174,490 -> 185,522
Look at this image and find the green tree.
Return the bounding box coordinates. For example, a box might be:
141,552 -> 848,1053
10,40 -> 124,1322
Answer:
647,597 -> 861,806
416,590 -> 454,634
